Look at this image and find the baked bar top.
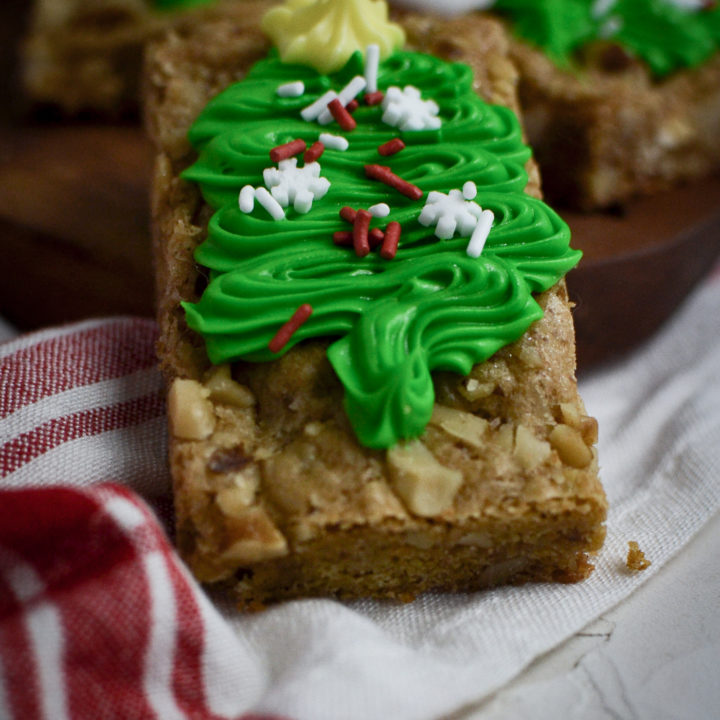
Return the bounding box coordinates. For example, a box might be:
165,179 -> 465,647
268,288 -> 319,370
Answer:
145,4 -> 606,604
22,0 -> 256,113
482,1 -> 720,210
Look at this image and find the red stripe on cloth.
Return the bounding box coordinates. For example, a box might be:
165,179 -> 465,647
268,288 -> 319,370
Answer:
0,570 -> 44,720
0,391 -> 165,478
0,319 -> 157,420
168,548 -> 214,718
0,486 -> 158,719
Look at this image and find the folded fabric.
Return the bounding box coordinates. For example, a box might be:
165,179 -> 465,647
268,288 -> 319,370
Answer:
1,259 -> 719,719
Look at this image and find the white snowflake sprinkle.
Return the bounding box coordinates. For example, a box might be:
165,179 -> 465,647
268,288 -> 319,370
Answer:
418,189 -> 484,240
263,158 -> 331,215
382,85 -> 442,132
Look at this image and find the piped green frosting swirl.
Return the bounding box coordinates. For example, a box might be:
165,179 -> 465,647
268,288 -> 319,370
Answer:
495,0 -> 720,78
182,50 -> 580,449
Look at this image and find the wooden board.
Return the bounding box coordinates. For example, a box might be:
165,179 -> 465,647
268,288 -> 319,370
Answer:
564,176 -> 720,369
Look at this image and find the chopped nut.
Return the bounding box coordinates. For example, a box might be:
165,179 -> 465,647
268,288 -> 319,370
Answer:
517,342 -> 542,369
549,424 -> 593,469
626,541 -> 651,571
514,424 -> 552,471
580,415 -> 599,445
559,402 -> 582,429
168,378 -> 216,440
303,421 -> 323,438
221,507 -> 288,564
559,403 -> 598,445
216,481 -> 255,516
458,377 -> 494,402
496,422 -> 515,452
203,365 -> 255,408
387,441 -> 463,517
430,404 -> 489,448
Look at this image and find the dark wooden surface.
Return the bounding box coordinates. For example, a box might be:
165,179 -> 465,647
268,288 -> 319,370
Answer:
1,1 -> 719,371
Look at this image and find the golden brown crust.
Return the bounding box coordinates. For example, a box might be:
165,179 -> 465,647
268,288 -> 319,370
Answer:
22,0 -> 269,114
145,9 -> 607,605
505,34 -> 720,210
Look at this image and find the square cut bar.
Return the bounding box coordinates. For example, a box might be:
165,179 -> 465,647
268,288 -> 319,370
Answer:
501,33 -> 720,210
22,0 -> 255,115
144,3 -> 607,606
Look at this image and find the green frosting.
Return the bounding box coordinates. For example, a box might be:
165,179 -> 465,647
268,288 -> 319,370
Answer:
495,0 -> 720,77
182,50 -> 580,449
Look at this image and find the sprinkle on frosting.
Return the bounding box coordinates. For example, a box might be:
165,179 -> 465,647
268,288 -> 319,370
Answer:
270,138 -> 307,163
378,138 -> 405,156
319,133 -> 349,151
268,304 -> 314,353
254,187 -> 285,221
467,210 -> 495,258
382,85 -> 442,132
418,189 -> 490,241
263,159 -> 331,215
365,43 -> 381,93
261,0 -> 405,74
328,98 -> 357,131
364,90 -> 385,106
317,75 -> 367,124
304,141 -> 326,163
365,164 -> 423,201
277,81 -> 306,97
380,221 -> 401,259
369,203 -> 391,217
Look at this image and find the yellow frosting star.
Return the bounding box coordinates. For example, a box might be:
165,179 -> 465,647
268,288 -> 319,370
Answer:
262,0 -> 406,74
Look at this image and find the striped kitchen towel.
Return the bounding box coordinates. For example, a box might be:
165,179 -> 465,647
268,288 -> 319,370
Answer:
0,318 -> 287,720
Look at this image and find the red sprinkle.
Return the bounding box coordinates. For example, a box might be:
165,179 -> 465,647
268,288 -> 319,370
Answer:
269,304 -> 313,353
270,139 -> 307,163
364,90 -> 385,106
333,230 -> 353,246
328,98 -> 357,131
378,138 -> 405,157
353,209 -> 372,258
364,164 -> 423,201
369,228 -> 385,249
346,99 -> 359,113
380,221 -> 401,259
340,206 -> 357,224
304,141 -> 325,163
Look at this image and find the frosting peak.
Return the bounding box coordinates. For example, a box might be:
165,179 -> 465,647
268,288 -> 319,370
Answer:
261,0 -> 405,74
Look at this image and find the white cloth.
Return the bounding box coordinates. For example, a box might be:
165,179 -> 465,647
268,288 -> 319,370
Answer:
1,265 -> 718,720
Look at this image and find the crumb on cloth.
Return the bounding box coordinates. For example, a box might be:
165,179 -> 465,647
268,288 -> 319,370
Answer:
626,541 -> 651,571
